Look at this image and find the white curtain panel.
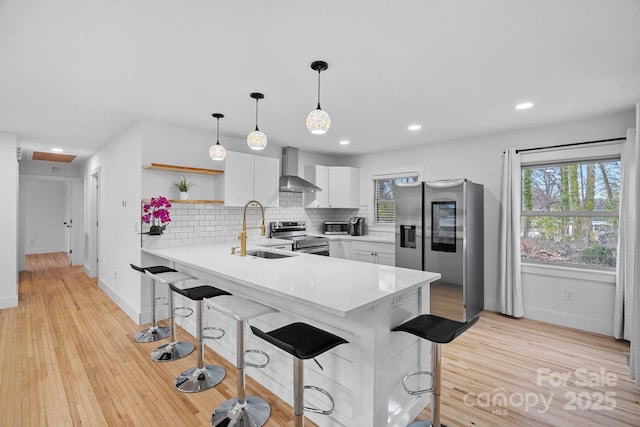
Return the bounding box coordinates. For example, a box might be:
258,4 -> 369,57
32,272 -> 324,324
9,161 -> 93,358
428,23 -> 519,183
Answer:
496,148 -> 524,317
614,128 -> 637,341
631,103 -> 640,387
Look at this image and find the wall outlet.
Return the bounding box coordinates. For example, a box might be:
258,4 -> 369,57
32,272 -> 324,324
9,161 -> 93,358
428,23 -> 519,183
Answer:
564,289 -> 574,301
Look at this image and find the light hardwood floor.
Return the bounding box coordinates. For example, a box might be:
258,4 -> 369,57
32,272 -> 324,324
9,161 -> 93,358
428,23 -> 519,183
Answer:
1,253 -> 638,426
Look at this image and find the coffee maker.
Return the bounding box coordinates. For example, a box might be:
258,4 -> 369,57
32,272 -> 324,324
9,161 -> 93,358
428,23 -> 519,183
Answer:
349,217 -> 366,236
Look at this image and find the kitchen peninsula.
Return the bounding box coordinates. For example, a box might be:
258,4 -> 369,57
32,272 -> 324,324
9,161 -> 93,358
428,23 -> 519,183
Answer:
142,243 -> 440,427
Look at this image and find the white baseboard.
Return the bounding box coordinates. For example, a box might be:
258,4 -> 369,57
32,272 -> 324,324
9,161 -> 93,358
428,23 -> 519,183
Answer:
0,295 -> 18,309
98,278 -> 141,325
485,297 -> 612,336
25,247 -> 66,255
524,306 -> 612,336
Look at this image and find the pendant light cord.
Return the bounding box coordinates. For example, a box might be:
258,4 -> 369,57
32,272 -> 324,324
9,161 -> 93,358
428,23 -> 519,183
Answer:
216,117 -> 220,144
316,70 -> 322,110
255,98 -> 260,131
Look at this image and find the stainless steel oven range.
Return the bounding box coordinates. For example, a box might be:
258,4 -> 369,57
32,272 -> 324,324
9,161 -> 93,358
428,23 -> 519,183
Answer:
269,221 -> 330,256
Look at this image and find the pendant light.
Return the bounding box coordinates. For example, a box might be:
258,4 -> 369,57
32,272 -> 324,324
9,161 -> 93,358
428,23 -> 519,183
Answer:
306,60 -> 331,134
209,113 -> 226,161
247,92 -> 267,150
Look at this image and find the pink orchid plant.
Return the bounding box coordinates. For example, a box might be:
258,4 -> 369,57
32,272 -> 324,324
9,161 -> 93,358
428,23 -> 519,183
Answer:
141,196 -> 172,235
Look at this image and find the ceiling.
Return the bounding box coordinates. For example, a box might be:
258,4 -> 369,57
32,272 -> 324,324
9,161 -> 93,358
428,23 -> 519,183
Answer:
2,0 -> 639,164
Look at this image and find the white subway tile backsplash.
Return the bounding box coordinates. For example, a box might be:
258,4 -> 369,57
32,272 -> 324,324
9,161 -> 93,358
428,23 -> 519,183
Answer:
141,192 -> 367,249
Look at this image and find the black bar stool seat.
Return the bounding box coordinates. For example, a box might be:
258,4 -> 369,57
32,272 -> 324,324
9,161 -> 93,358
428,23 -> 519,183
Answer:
171,283 -> 231,393
392,314 -> 478,344
252,322 -> 347,360
251,322 -> 348,427
170,284 -> 229,301
392,314 -> 479,427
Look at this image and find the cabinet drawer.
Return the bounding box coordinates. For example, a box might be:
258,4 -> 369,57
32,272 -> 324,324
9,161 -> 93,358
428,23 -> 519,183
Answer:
351,241 -> 394,255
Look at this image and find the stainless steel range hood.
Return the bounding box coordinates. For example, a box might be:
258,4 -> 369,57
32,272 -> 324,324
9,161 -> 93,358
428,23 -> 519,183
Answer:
279,147 -> 322,193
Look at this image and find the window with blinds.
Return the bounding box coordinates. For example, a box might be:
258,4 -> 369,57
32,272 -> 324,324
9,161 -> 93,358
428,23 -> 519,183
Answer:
372,174 -> 418,224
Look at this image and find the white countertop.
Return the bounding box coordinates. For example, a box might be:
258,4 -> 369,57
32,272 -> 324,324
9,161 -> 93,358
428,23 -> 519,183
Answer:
143,242 -> 438,317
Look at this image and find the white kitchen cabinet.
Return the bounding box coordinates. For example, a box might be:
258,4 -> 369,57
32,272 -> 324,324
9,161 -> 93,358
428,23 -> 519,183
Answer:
329,240 -> 344,258
218,151 -> 279,207
330,239 -> 352,259
253,155 -> 280,207
307,165 -> 329,207
351,241 -> 395,266
305,165 -> 359,208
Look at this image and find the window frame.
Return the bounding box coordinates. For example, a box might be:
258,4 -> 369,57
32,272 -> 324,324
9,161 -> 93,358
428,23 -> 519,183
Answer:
519,143 -> 622,270
369,166 -> 423,230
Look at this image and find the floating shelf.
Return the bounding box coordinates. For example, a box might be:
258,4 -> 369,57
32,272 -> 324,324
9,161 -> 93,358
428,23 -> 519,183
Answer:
170,199 -> 224,204
143,163 -> 223,175
143,199 -> 224,204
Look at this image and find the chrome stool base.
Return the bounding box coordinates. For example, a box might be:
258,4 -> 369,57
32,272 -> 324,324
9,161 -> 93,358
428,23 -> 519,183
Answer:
409,422 -> 443,427
133,326 -> 170,343
150,340 -> 195,362
211,396 -> 271,427
175,365 -> 226,393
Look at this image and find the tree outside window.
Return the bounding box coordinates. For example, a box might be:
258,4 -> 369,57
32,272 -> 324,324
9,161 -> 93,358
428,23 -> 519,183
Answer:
520,159 -> 620,268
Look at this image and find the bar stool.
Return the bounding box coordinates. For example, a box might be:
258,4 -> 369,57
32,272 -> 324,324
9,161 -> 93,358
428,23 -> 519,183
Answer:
146,271 -> 201,362
206,295 -> 278,427
250,322 -> 348,427
171,284 -> 231,393
129,264 -> 193,343
391,314 -> 479,427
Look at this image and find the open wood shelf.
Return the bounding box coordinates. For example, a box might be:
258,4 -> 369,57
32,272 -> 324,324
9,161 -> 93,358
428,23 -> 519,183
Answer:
170,199 -> 224,204
143,163 -> 223,175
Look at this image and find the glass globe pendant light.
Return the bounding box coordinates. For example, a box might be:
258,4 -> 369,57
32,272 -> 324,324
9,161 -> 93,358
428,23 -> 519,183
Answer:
209,113 -> 226,161
247,92 -> 267,150
306,60 -> 331,134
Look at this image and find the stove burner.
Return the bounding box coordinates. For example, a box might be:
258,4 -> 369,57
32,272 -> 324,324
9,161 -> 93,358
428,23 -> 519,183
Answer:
270,221 -> 330,256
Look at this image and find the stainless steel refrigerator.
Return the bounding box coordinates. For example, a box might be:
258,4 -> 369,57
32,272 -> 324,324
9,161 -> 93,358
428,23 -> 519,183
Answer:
395,179 -> 484,322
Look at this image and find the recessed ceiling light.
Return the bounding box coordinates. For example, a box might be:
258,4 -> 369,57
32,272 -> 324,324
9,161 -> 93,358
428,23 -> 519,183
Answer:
339,140 -> 350,145
515,102 -> 534,110
51,147 -> 64,153
408,124 -> 421,131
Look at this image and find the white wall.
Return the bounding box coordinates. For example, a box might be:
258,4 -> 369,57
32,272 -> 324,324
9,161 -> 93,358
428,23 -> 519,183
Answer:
20,178 -> 66,254
345,109 -> 636,335
0,132 -> 18,309
83,124 -> 143,323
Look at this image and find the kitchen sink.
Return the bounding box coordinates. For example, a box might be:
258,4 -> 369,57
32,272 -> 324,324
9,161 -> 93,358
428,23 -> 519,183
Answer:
245,249 -> 296,259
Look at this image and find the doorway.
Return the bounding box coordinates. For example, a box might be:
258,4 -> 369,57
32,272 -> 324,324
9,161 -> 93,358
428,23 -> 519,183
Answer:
19,176 -> 84,269
85,168 -> 100,278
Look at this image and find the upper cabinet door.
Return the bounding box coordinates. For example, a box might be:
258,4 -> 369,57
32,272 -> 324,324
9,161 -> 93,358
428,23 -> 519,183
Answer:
254,155 -> 280,208
305,165 -> 329,208
329,167 -> 358,208
223,152 -> 254,207
305,165 -> 359,208
222,151 -> 280,207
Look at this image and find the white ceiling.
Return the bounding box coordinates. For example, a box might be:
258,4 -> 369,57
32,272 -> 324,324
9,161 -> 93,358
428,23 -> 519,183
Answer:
2,0 -> 639,163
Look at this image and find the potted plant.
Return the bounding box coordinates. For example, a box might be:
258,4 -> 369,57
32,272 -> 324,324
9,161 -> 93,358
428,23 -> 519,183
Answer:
141,196 -> 172,235
175,176 -> 194,200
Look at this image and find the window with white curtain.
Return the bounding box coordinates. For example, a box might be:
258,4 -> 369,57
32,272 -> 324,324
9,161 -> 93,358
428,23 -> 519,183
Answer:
372,172 -> 419,224
520,157 -> 620,268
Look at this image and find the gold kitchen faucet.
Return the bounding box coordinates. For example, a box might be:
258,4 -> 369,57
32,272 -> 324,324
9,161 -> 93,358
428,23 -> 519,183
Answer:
238,200 -> 265,256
